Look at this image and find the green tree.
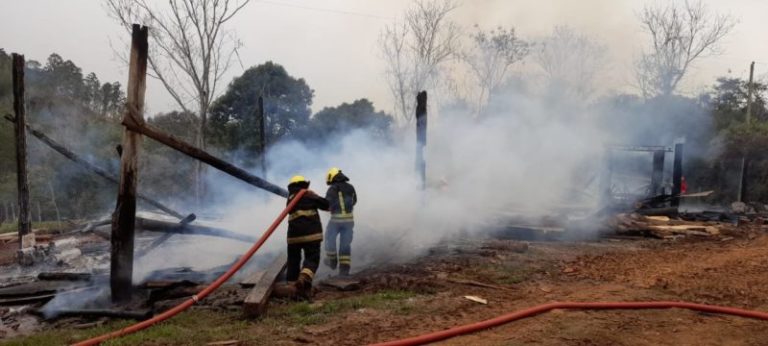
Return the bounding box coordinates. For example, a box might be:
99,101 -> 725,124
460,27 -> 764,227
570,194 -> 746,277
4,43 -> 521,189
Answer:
0,51 -> 126,221
309,99 -> 393,143
208,61 -> 314,165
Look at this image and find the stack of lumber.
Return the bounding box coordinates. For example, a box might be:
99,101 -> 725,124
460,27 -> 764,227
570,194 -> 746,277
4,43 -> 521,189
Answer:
614,213 -> 726,238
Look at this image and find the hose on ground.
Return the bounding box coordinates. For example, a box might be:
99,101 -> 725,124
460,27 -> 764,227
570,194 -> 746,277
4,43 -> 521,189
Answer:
370,301 -> 768,346
72,189 -> 307,346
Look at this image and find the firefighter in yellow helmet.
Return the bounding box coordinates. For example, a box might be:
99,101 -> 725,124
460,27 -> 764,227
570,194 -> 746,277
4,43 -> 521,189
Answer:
323,167 -> 357,276
286,175 -> 329,300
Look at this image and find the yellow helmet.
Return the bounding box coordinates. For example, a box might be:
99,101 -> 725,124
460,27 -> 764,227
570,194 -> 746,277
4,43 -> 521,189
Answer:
326,167 -> 341,184
289,175 -> 308,185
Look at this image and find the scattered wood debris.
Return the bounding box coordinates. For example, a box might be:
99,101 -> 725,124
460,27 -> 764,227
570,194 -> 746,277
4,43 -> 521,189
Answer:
463,295 -> 488,305
613,213 -> 732,239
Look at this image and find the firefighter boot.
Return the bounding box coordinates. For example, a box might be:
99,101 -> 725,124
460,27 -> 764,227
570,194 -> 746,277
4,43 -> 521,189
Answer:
339,264 -> 350,277
324,253 -> 338,270
295,269 -> 314,301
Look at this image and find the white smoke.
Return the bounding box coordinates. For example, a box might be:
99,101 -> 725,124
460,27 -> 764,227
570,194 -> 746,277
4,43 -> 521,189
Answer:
136,83 -> 617,279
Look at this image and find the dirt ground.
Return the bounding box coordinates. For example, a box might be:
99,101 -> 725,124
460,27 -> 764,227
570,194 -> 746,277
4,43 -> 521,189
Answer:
293,232 -> 768,345
5,227 -> 768,345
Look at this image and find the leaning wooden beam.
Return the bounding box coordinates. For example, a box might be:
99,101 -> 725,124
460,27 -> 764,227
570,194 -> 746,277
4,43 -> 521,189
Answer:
2,116 -> 186,220
111,24 -> 148,303
11,53 -> 32,250
135,217 -> 256,243
121,116 -> 288,198
244,253 -> 287,317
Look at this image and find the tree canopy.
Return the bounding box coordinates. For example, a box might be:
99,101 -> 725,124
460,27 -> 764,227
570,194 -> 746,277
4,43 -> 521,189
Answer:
208,61 -> 313,164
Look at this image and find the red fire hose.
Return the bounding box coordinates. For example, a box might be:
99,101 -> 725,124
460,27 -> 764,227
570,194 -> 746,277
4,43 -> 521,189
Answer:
370,301 -> 768,346
73,189 -> 307,346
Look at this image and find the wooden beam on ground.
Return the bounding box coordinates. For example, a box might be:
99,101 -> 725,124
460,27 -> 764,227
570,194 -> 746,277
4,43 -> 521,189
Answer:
11,53 -> 31,250
243,253 -> 287,317
239,270 -> 266,288
121,113 -> 288,198
135,217 -> 254,243
111,24 -> 148,302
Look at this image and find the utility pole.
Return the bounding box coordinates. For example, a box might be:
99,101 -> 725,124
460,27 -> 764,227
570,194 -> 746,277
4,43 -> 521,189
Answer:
737,61 -> 755,203
257,96 -> 267,179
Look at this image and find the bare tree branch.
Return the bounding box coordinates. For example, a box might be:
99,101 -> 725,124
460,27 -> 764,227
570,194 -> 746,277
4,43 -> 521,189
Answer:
104,0 -> 250,203
379,0 -> 460,123
534,26 -> 607,100
461,24 -> 528,117
634,0 -> 736,98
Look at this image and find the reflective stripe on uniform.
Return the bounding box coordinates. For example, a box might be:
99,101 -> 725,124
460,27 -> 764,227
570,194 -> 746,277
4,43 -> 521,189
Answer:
338,191 -> 346,214
339,255 -> 351,264
289,209 -> 318,221
287,233 -> 323,244
326,252 -> 337,258
331,214 -> 354,222
300,268 -> 315,280
333,191 -> 354,221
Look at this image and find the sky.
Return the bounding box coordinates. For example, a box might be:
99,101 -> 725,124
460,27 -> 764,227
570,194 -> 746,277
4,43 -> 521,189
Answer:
0,0 -> 766,116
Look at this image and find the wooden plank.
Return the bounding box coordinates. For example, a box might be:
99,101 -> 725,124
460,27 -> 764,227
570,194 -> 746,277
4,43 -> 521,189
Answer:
111,24 -> 149,302
239,270 -> 266,288
243,253 -> 287,317
11,53 -> 31,249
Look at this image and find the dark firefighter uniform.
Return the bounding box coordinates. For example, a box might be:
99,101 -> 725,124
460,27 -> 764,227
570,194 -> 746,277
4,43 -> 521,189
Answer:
286,175 -> 329,299
323,168 -> 357,276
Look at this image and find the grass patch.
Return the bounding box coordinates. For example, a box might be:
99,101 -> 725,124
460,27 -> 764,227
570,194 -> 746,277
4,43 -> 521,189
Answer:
2,309 -> 264,346
265,290 -> 418,326
0,221 -> 67,234
4,291 -> 419,345
477,262 -> 537,285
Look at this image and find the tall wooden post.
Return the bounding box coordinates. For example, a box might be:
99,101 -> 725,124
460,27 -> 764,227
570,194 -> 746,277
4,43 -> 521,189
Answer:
11,53 -> 32,250
671,143 -> 684,208
415,91 -> 427,190
111,24 -> 148,302
257,96 -> 267,178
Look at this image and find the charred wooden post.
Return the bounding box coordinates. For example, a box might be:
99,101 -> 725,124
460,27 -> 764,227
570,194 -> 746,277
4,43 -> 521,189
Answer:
258,96 -> 267,178
3,116 -> 185,219
650,150 -> 665,196
11,53 -> 32,250
122,116 -> 288,198
415,91 -> 427,190
671,143 -> 684,207
111,24 -> 149,302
